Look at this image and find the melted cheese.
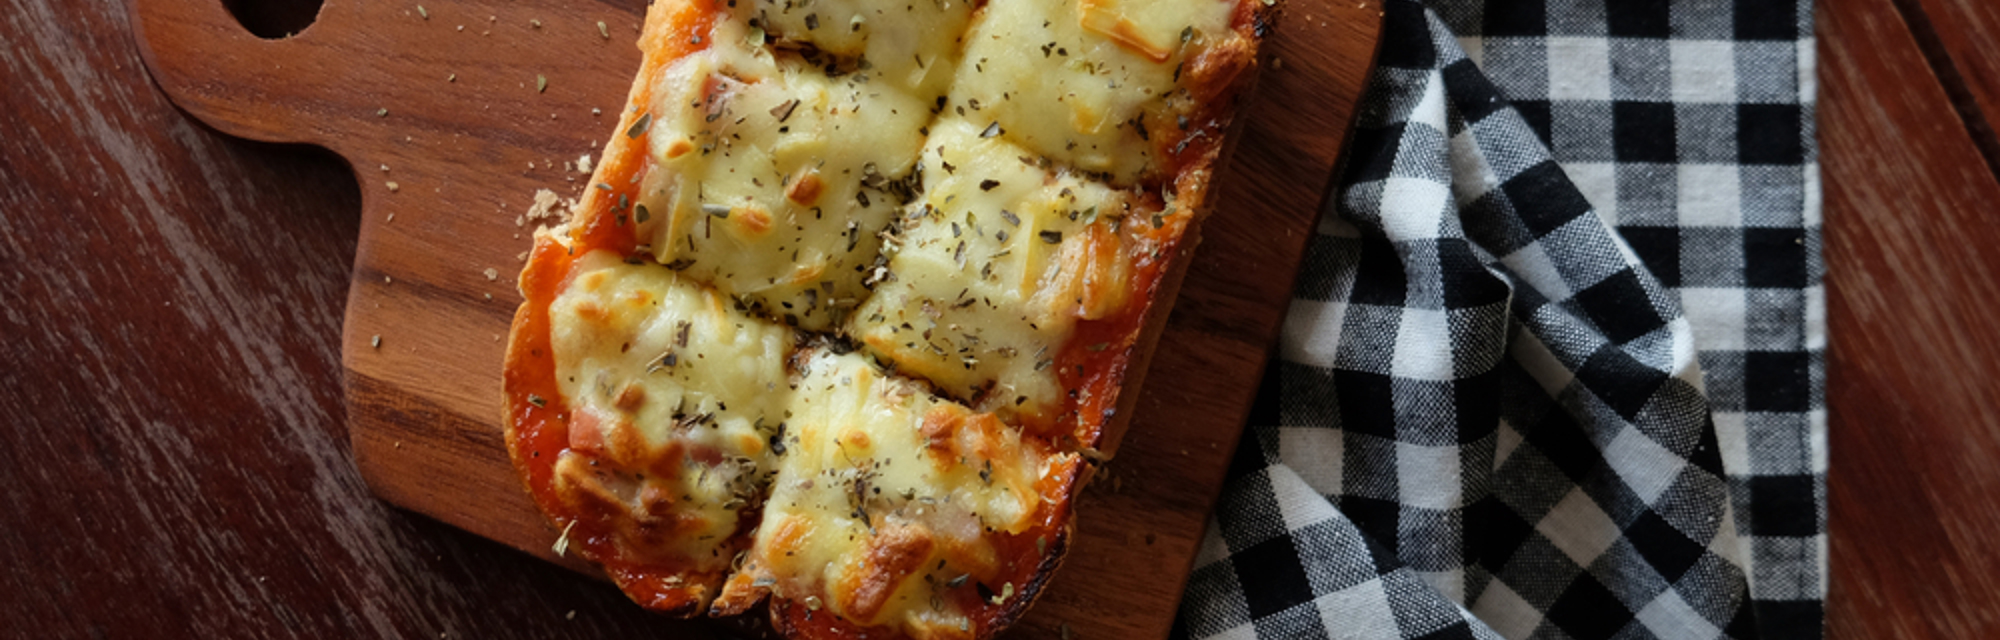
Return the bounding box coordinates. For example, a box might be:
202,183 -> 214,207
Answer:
631,16 -> 935,332
849,118 -> 1148,420
521,0 -> 1267,630
741,0 -> 972,98
725,348 -> 1061,635
547,250 -> 795,569
948,0 -> 1237,184
549,253 -> 1060,636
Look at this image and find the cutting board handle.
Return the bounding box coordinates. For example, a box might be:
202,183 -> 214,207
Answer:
122,1 -> 1385,638
130,0 -> 355,153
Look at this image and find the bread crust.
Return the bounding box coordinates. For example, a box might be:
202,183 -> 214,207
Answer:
500,0 -> 1278,636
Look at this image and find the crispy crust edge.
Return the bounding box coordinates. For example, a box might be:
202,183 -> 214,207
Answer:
765,466 -> 1084,640
1077,0 -> 1281,460
497,0 -> 1284,635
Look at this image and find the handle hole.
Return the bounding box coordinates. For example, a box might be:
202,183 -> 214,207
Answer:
223,0 -> 324,39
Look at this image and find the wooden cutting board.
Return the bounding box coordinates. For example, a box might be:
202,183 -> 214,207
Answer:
129,0 -> 1380,637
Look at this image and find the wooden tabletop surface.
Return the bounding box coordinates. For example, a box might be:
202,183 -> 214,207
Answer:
3,0 -> 1995,638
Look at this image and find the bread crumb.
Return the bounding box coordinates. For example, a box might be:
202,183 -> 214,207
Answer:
379,164 -> 390,172
577,153 -> 594,173
371,335 -> 382,349
524,188 -> 571,225
484,268 -> 500,281
566,610 -> 577,621
386,181 -> 400,192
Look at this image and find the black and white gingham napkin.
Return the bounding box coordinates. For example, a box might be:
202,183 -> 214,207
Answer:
1175,0 -> 1823,638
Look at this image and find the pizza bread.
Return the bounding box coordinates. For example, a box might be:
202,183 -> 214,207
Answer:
501,0 -> 1273,636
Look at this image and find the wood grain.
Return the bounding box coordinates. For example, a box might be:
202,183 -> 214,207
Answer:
11,0 -> 2000,637
1819,0 -> 2000,637
1903,0 -> 2000,175
0,0 -> 726,637
119,1 -> 1384,639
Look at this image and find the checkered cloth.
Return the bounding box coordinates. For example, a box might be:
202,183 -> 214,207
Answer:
1175,0 -> 1823,638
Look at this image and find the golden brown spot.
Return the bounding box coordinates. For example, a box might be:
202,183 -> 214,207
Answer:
573,301 -> 610,323
953,412 -> 1007,462
603,413 -> 652,466
785,259 -> 828,285
710,565 -> 774,616
614,382 -> 648,412
1182,34 -> 1255,103
732,205 -> 773,237
665,138 -> 695,159
1075,223 -> 1133,320
919,405 -> 969,451
553,455 -> 652,538
840,428 -> 873,451
765,515 -> 812,572
786,170 -> 824,205
735,431 -> 767,457
932,522 -> 1001,578
837,521 -> 936,623
624,289 -> 655,307
700,288 -> 727,314
1077,0 -> 1174,63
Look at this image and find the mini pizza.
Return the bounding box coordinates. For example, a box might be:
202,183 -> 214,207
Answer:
501,0 -> 1272,636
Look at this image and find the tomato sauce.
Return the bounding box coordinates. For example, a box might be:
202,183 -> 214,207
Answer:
773,455 -> 1085,640
1049,206 -> 1188,450
501,0 -> 725,613
499,0 -> 1265,631
566,0 -> 721,256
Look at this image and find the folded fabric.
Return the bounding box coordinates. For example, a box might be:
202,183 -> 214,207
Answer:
1176,1 -> 1824,638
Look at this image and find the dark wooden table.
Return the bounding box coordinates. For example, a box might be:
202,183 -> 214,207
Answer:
1818,0 -> 2000,637
3,0 -> 1994,638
